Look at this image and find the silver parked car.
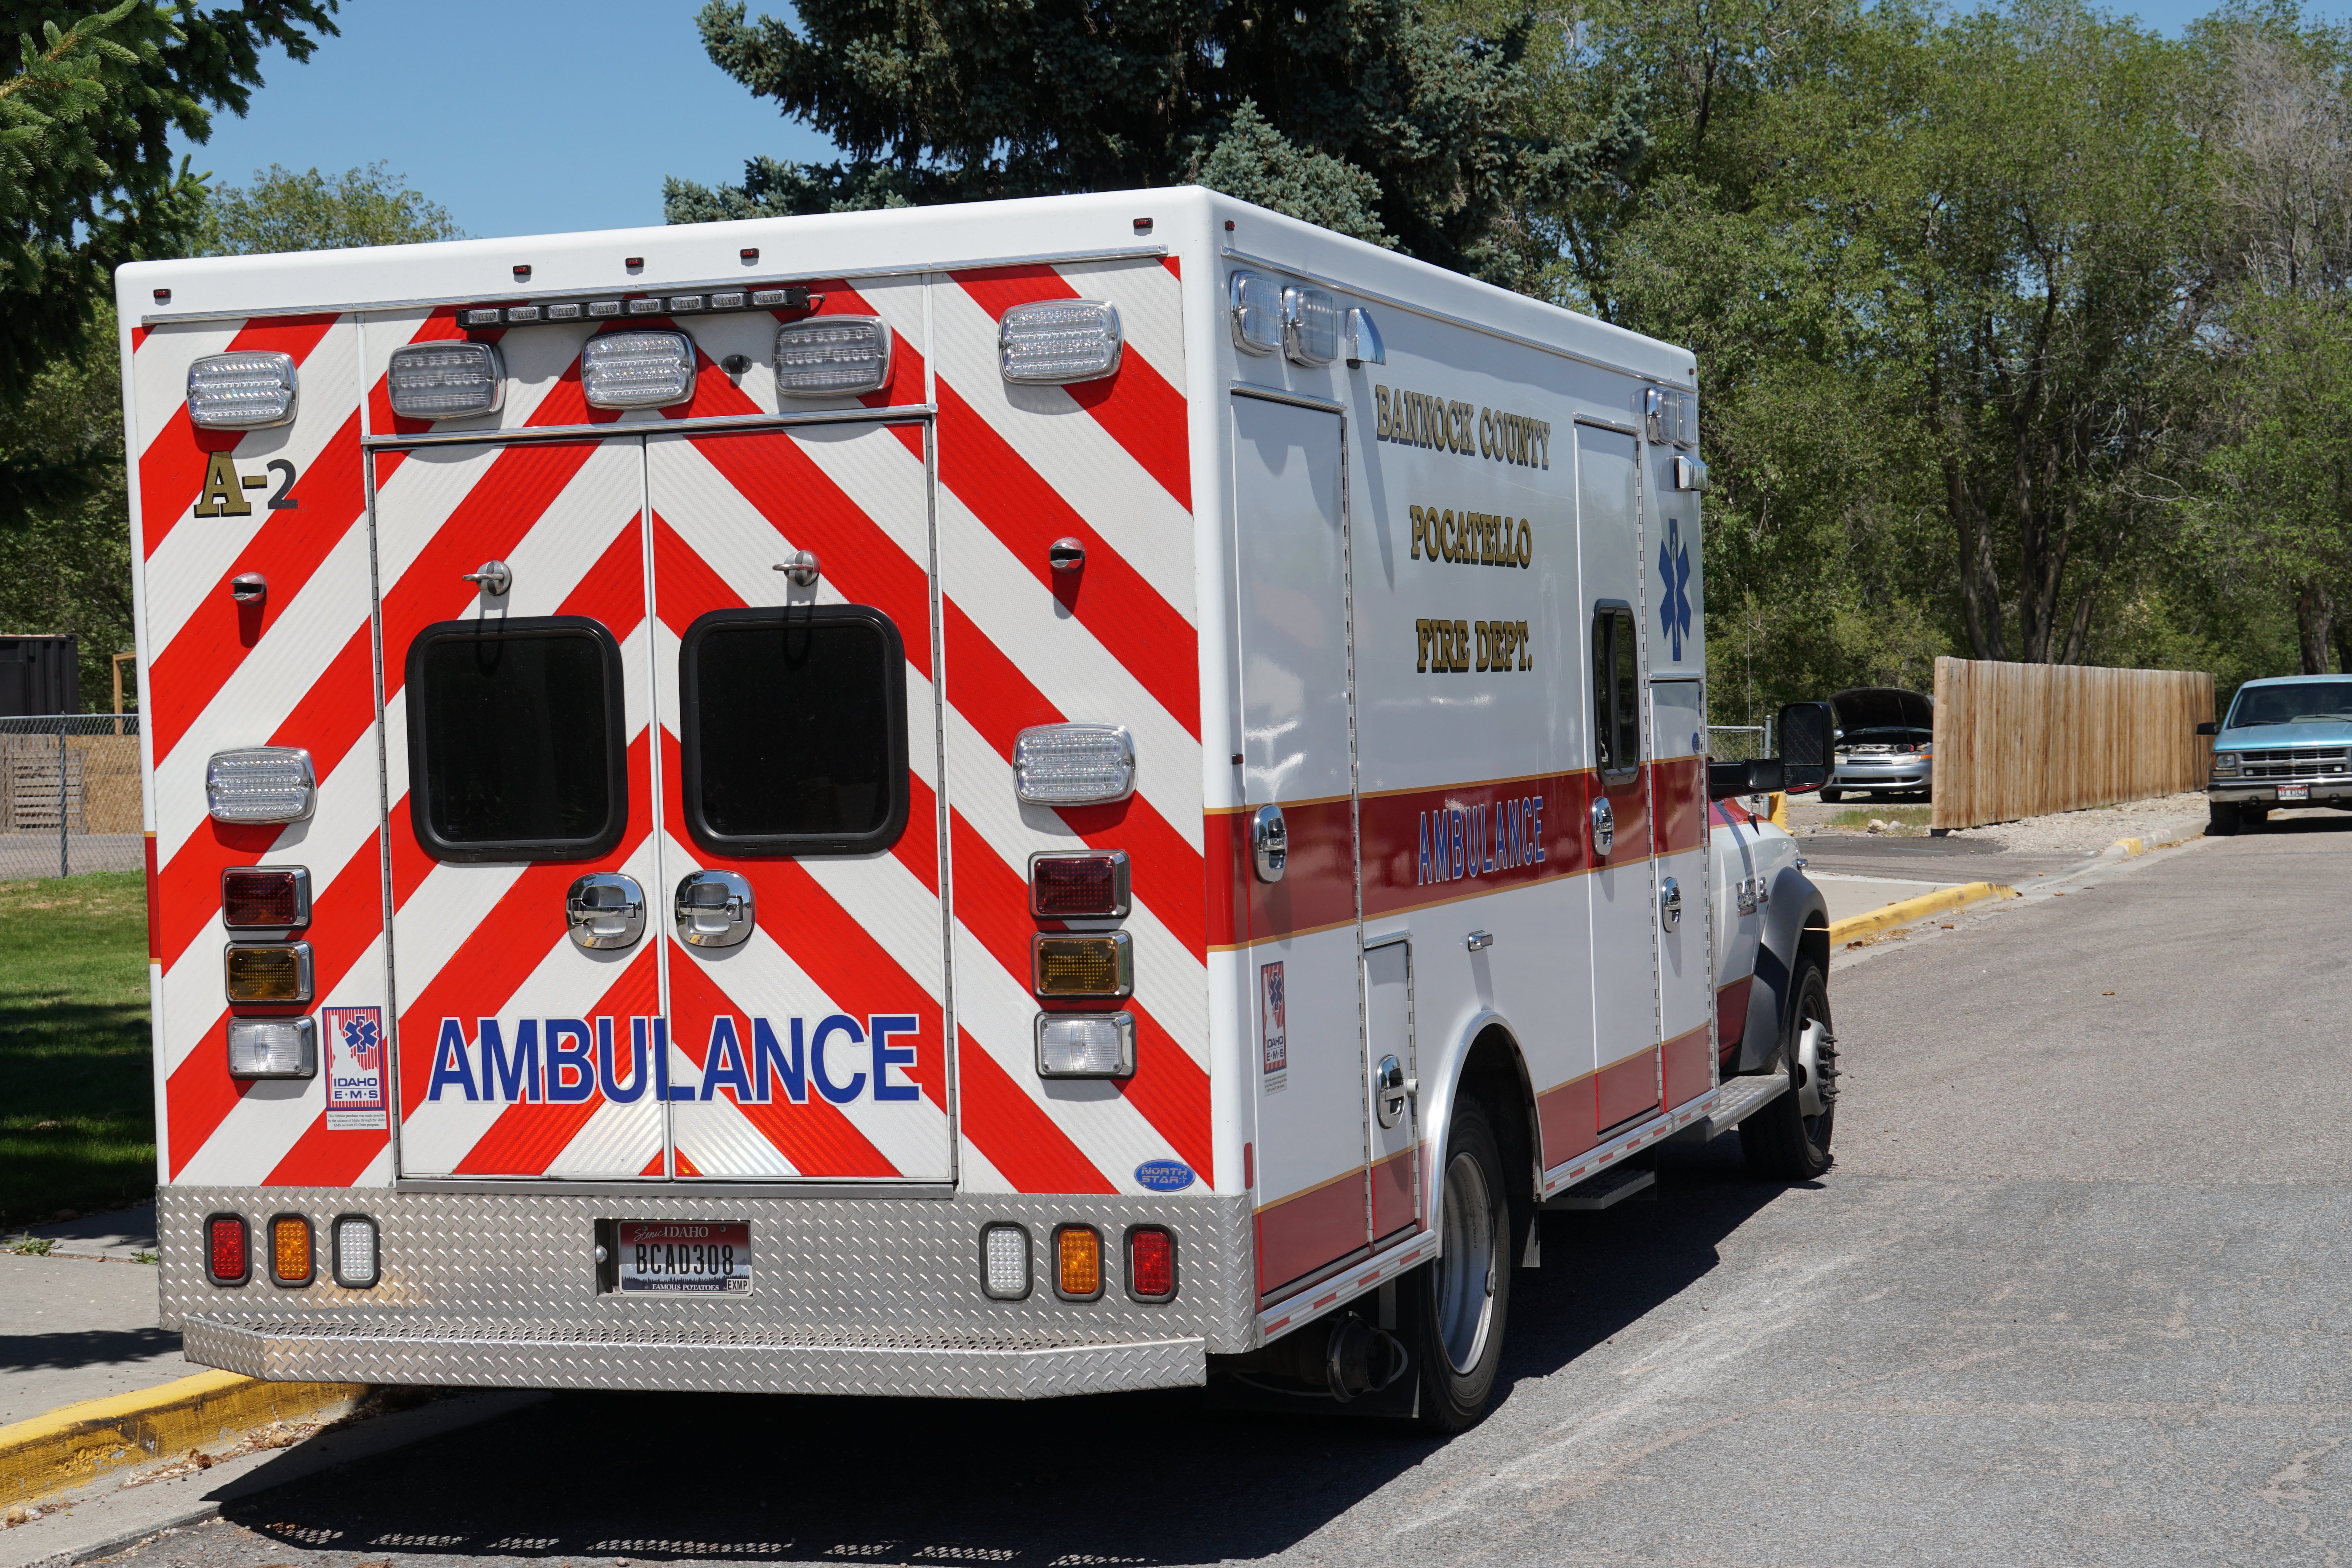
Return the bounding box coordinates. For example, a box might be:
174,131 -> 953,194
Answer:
1817,687 -> 1933,803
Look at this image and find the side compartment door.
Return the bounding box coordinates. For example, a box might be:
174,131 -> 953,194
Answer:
379,438 -> 666,1179
1230,392 -> 1369,1294
647,425 -> 953,1182
1575,425 -> 1662,1135
1646,442 -> 1711,1108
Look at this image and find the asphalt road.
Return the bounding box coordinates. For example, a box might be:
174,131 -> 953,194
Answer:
89,817 -> 2352,1568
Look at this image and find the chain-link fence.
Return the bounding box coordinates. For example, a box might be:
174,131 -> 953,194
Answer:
0,715 -> 143,880
1706,722 -> 1775,762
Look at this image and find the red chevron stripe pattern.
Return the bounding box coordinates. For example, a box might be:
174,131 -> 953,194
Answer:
147,257 -> 1208,1197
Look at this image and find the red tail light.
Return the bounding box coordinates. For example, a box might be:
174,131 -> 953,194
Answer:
1126,1227 -> 1176,1301
1029,851 -> 1129,918
221,866 -> 310,929
207,1214 -> 249,1284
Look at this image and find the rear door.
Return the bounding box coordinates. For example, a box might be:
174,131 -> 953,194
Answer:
380,437 -> 666,1178
646,425 -> 954,1182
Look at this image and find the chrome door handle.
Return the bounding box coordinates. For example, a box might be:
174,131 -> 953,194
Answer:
1252,803 -> 1289,883
675,870 -> 755,948
565,873 -> 645,950
461,559 -> 512,596
1590,796 -> 1616,857
1374,1054 -> 1411,1129
1659,876 -> 1682,930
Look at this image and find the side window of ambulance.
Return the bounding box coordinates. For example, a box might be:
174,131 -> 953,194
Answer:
407,617 -> 629,862
1591,605 -> 1641,779
679,606 -> 909,857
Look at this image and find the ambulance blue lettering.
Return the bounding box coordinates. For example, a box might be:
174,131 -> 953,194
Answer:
870,1014 -> 920,1102
811,1014 -> 867,1103
701,1017 -> 755,1101
601,1017 -> 649,1103
545,1018 -> 595,1103
480,1018 -> 540,1103
753,1016 -> 806,1104
1417,811 -> 1434,885
427,1018 -> 476,1101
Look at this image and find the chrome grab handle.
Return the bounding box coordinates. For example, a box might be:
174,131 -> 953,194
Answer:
1374,1054 -> 1411,1129
461,559 -> 512,596
565,873 -> 645,951
675,870 -> 755,948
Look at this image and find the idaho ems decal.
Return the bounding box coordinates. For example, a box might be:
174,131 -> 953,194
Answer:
322,1007 -> 388,1130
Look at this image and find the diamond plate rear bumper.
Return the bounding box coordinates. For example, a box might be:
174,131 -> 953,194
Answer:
181,1316 -> 1206,1399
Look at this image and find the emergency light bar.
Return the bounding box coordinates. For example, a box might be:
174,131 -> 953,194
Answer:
999,299 -> 1123,384
773,316 -> 891,397
387,341 -> 505,420
581,330 -> 696,410
456,285 -> 813,330
187,351 -> 298,429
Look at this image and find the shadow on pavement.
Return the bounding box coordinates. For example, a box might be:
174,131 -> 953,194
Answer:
0,1324 -> 181,1371
216,1138 -> 1789,1566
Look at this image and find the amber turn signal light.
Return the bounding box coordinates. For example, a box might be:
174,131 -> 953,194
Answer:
270,1214 -> 312,1285
1055,1225 -> 1103,1299
224,942 -> 314,1004
1032,933 -> 1133,999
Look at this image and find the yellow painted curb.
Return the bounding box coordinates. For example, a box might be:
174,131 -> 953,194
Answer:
2102,837 -> 2145,858
0,1368 -> 366,1507
1828,880 -> 2018,944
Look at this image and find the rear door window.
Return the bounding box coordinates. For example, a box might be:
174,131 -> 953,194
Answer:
405,615 -> 629,862
679,605 -> 909,856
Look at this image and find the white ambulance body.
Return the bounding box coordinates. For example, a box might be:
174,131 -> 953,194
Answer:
120,187 -> 1834,1425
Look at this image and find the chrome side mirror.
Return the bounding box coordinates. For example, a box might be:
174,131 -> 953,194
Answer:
675,870 -> 755,948
566,874 -> 646,951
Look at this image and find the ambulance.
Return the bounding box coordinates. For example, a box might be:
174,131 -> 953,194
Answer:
119,187 -> 1837,1429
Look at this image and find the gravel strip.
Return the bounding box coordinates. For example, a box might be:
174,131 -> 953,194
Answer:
1789,790 -> 2221,855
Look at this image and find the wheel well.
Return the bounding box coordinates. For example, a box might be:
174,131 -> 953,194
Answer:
1800,917 -> 1829,979
1457,1026 -> 1538,1213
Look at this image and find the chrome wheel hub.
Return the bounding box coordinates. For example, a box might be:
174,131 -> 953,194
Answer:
1436,1149 -> 1498,1375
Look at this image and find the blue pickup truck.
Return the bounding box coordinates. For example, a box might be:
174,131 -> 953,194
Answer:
2203,674 -> 2352,835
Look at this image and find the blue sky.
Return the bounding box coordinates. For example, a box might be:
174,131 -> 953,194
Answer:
174,0 -> 838,240
183,0 -> 2348,243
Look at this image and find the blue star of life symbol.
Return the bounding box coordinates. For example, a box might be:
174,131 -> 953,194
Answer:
341,1012 -> 380,1062
1658,515 -> 1693,662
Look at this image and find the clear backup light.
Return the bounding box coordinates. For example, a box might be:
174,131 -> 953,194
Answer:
1230,272 -> 1281,355
228,1016 -> 316,1078
980,1222 -> 1031,1299
581,330 -> 696,409
999,299 -> 1123,384
1036,1011 -> 1135,1078
1283,285 -> 1341,366
187,351 -> 298,429
206,747 -> 316,824
1012,722 -> 1136,806
774,316 -> 891,397
387,341 -> 505,420
333,1214 -> 379,1289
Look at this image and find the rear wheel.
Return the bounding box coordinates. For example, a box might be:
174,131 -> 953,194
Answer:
1415,1096 -> 1512,1432
2207,801 -> 2241,837
1740,958 -> 1836,1181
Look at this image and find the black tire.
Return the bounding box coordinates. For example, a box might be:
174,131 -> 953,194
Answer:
1819,787 -> 1844,803
2207,802 -> 2241,837
1414,1095 -> 1512,1432
2245,806 -> 2271,829
1740,958 -> 1836,1181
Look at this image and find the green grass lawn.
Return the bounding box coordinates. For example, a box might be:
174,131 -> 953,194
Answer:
0,872 -> 154,1230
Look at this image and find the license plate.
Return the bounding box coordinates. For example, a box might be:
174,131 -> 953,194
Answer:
2279,784 -> 2310,800
613,1221 -> 751,1294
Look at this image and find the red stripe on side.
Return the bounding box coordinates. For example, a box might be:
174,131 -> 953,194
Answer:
1536,1071 -> 1597,1166
143,835 -> 160,962
1716,975 -> 1754,1063
935,379 -> 1199,737
941,599 -> 1205,955
948,265 -> 1191,509
956,1037 -> 1118,1195
140,314 -> 342,559
948,810 -> 1209,1181
1651,757 -> 1706,856
148,407 -> 365,763
1662,1022 -> 1711,1111
1256,1172 -> 1369,1296
1597,1047 -> 1661,1131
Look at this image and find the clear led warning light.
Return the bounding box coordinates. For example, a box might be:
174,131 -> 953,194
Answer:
581,330 -> 696,409
998,299 -> 1123,384
227,1016 -> 316,1078
1035,1010 -> 1135,1078
1011,722 -> 1135,806
387,341 -> 505,420
333,1214 -> 379,1289
1284,285 -> 1341,367
187,351 -> 298,429
980,1222 -> 1031,1299
1229,272 -> 1282,355
206,747 -> 316,824
270,1215 -> 312,1285
773,317 -> 891,397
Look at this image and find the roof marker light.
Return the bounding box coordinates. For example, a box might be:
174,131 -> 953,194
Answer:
546,302 -> 582,320
1229,272 -> 1281,355
999,299 -> 1123,385
505,305 -> 540,323
1012,723 -> 1135,806
187,351 -> 298,429
462,308 -> 504,327
581,330 -> 695,410
775,316 -> 891,397
588,300 -> 622,318
388,341 -> 505,421
668,295 -> 704,312
626,297 -> 665,316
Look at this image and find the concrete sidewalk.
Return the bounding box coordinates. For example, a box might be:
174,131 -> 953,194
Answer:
1809,871 -> 1965,926
0,1254 -> 183,1430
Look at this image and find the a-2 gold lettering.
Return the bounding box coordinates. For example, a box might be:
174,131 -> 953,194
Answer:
193,451 -> 252,518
